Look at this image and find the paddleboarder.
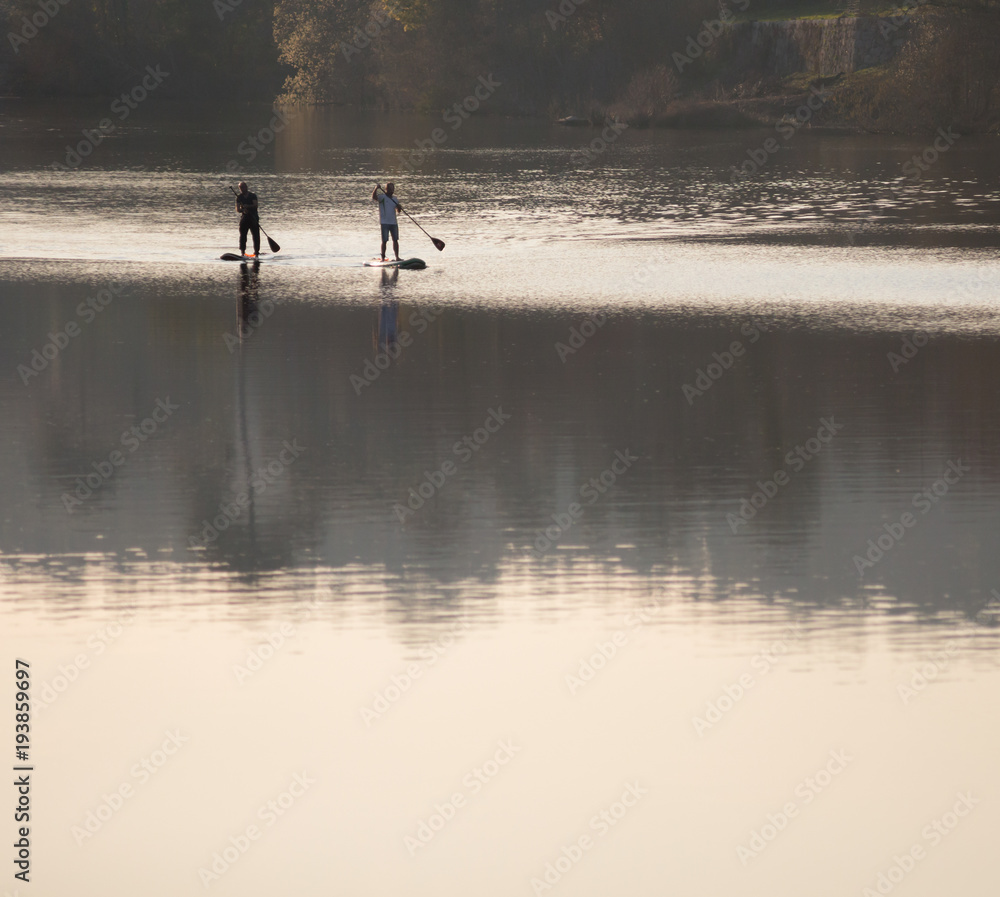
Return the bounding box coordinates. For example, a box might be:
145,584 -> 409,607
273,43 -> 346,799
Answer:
235,181 -> 261,258
372,183 -> 403,261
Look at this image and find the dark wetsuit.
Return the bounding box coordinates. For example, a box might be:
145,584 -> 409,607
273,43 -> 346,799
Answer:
237,191 -> 260,256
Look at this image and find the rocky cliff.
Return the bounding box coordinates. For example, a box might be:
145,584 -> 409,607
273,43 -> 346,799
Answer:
727,15 -> 909,77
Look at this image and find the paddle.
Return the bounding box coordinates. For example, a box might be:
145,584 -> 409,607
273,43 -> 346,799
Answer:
375,184 -> 445,251
229,186 -> 280,254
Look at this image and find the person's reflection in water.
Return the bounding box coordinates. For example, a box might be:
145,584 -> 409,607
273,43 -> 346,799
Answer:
234,258 -> 260,568
238,259 -> 261,341
375,266 -> 400,354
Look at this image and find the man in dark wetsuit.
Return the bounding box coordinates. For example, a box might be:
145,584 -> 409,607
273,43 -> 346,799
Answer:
235,181 -> 260,258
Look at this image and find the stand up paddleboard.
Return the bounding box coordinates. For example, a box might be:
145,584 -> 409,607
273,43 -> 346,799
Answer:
221,253 -> 267,261
364,257 -> 426,269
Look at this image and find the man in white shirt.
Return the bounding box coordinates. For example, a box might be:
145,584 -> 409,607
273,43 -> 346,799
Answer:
371,182 -> 403,261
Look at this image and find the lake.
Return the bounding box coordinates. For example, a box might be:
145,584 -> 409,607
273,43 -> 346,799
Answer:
1,100 -> 998,897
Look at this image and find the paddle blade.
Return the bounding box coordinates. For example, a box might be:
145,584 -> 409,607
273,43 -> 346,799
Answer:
432,237 -> 445,251
266,235 -> 280,253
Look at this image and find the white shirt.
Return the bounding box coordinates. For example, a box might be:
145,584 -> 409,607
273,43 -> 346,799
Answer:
376,194 -> 399,225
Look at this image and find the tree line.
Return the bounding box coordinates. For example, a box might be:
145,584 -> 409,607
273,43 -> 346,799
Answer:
1,0 -> 281,97
2,0 -> 999,131
272,0 -> 716,114
0,0 -> 714,113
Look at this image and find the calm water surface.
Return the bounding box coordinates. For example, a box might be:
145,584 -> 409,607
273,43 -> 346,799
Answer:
1,102 -> 998,897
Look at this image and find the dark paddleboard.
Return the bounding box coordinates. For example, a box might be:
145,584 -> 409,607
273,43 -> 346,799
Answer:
221,253 -> 267,261
364,257 -> 426,269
